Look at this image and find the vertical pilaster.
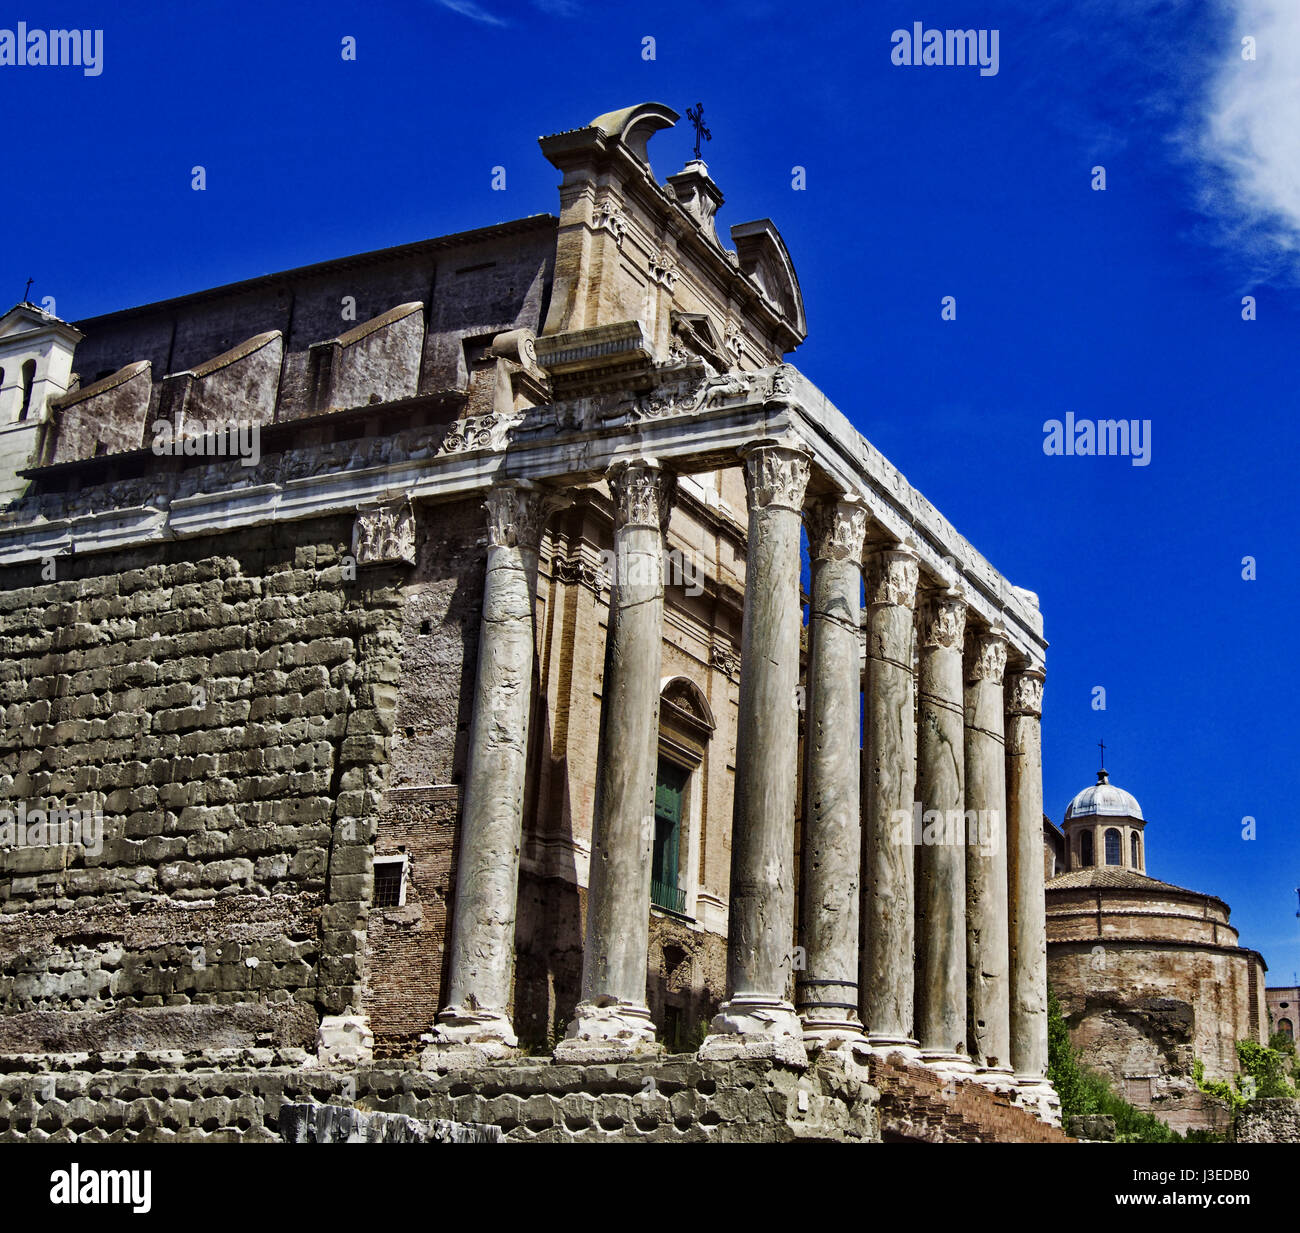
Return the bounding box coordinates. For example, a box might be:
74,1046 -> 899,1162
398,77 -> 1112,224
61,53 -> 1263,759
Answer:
701,438 -> 810,1063
861,546 -> 920,1053
964,629 -> 1012,1078
914,589 -> 971,1071
432,481 -> 564,1055
798,495 -> 867,1049
559,460 -> 676,1057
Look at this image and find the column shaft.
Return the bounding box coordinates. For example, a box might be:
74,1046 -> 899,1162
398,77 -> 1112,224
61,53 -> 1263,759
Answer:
914,590 -> 969,1065
434,482 -> 561,1051
798,497 -> 867,1046
1007,669 -> 1048,1083
964,630 -> 1011,1075
561,461 -> 675,1054
703,439 -> 810,1059
861,547 -> 920,1049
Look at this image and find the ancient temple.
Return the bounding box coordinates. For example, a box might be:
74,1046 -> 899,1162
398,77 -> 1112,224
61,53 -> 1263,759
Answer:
0,103 -> 1063,1141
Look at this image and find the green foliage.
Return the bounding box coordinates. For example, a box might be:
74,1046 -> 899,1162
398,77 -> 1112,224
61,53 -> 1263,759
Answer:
1193,1041 -> 1295,1111
1236,1039 -> 1296,1099
1267,1032 -> 1296,1068
1047,985 -> 1185,1143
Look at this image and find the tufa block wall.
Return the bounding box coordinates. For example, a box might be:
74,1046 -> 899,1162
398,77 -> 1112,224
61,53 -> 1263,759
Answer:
0,515 -> 407,1051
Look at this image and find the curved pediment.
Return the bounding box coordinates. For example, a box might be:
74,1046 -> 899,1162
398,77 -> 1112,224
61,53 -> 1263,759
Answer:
588,102 -> 680,167
730,219 -> 807,340
659,675 -> 716,734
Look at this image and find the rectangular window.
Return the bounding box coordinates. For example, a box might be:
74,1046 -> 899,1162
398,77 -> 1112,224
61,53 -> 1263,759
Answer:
651,760 -> 688,914
373,855 -> 406,907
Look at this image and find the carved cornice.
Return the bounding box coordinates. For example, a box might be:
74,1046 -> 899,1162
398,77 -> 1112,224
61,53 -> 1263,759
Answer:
353,497 -> 415,566
484,483 -> 567,551
865,548 -> 919,610
805,496 -> 867,563
918,590 -> 967,650
965,630 -> 1009,684
1006,669 -> 1045,718
740,439 -> 811,514
608,460 -> 676,532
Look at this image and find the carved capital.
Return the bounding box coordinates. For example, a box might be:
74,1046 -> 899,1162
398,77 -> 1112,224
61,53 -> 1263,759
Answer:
484,483 -> 567,551
607,460 -> 677,532
1006,669 -> 1045,718
918,590 -> 967,650
865,547 -> 919,609
805,496 -> 867,563
965,630 -> 1009,684
353,497 -> 416,566
740,439 -> 812,514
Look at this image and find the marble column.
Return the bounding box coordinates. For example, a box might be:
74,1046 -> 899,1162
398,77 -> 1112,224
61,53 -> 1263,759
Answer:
797,495 -> 867,1049
914,588 -> 971,1070
701,438 -> 810,1063
963,628 -> 1012,1079
559,460 -> 676,1058
1006,667 -> 1052,1098
861,546 -> 920,1053
432,481 -> 564,1054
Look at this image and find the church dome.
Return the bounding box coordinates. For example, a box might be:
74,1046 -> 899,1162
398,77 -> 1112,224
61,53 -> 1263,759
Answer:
1064,769 -> 1144,821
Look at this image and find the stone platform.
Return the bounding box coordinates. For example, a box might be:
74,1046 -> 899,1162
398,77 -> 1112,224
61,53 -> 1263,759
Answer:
0,1048 -> 1069,1144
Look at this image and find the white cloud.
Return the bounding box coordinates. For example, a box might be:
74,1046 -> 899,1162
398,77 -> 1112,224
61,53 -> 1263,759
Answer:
1192,0 -> 1300,281
438,0 -> 507,26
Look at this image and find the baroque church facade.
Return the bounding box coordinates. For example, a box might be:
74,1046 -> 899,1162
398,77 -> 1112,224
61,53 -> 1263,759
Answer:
0,103 -> 1072,1141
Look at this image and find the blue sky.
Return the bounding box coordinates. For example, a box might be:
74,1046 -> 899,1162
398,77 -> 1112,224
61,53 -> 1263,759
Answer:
6,1 -> 1299,978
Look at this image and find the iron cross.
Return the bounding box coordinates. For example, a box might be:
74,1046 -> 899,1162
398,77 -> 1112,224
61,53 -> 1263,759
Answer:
23,278 -> 33,302
1097,738 -> 1106,769
686,103 -> 711,161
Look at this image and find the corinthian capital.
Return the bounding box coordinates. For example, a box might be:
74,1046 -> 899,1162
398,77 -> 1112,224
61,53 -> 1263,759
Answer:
739,438 -> 812,514
484,482 -> 568,551
965,630 -> 1009,684
918,590 -> 967,650
1006,668 -> 1045,718
805,495 -> 867,563
865,547 -> 919,609
607,459 -> 676,533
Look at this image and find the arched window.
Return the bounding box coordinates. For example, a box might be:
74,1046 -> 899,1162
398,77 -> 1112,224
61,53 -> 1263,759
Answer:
18,360 -> 36,421
1131,831 -> 1141,869
1080,830 -> 1094,867
1279,1018 -> 1293,1041
1105,828 -> 1121,865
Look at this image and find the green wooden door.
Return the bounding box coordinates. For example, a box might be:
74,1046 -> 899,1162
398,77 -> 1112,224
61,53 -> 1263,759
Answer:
652,761 -> 688,912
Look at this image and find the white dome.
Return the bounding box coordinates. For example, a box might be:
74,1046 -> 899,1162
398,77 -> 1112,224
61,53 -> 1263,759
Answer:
1064,770 -> 1144,822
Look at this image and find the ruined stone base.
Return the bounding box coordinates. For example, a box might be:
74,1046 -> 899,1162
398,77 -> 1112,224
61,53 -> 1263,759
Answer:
553,998 -> 662,1063
1014,1078 -> 1063,1127
424,1005 -> 518,1061
315,1015 -> 373,1067
0,1046 -> 1070,1143
700,996 -> 808,1066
